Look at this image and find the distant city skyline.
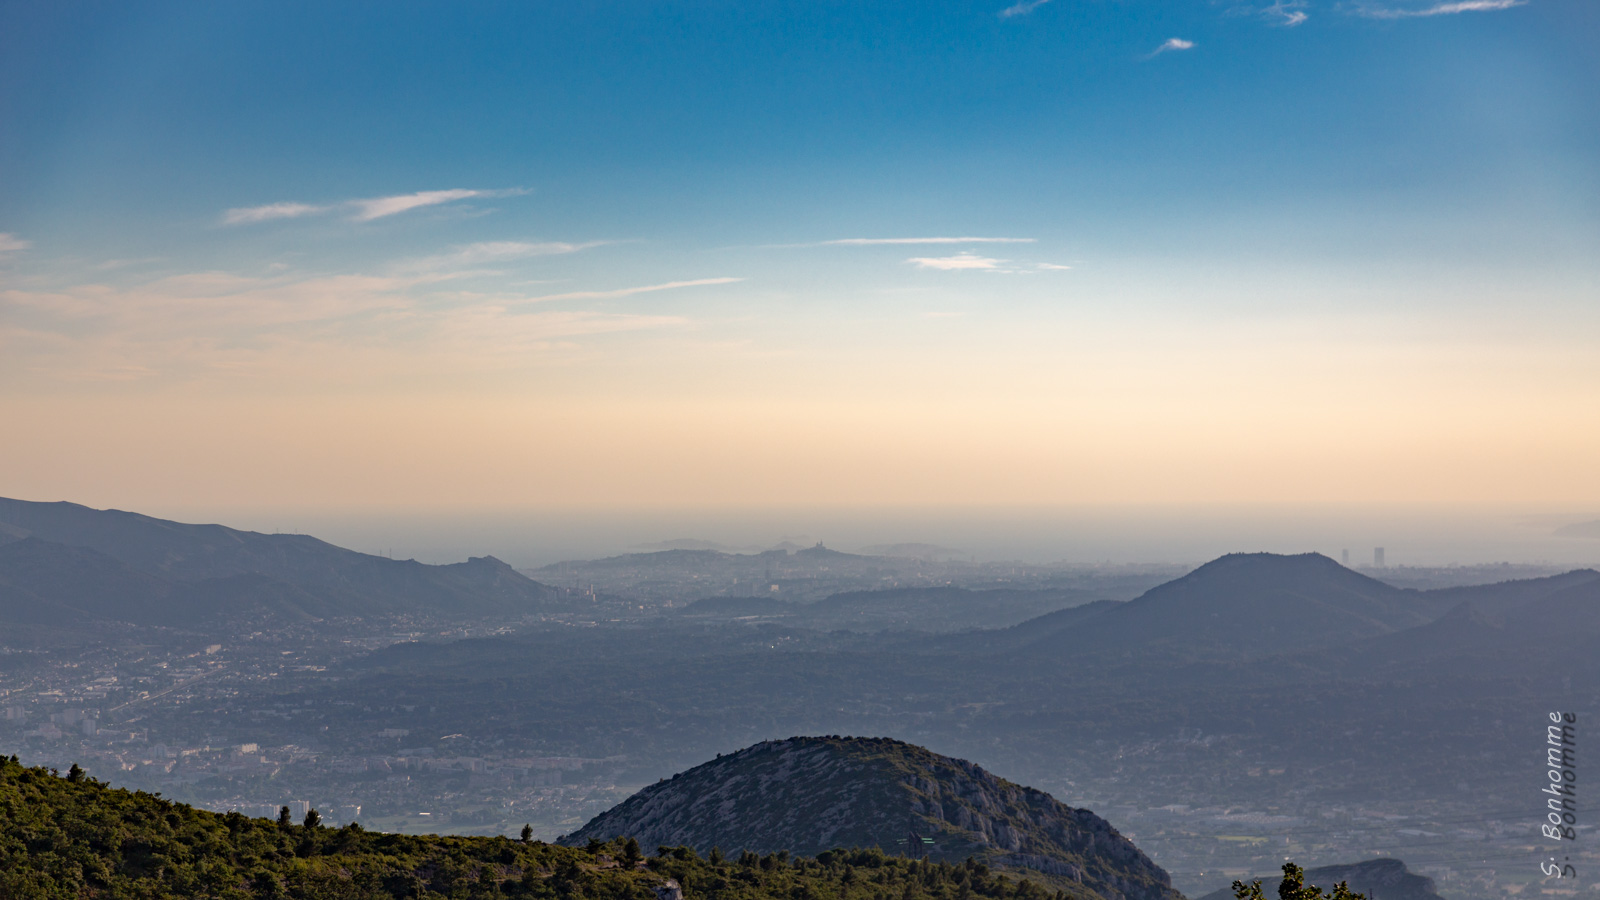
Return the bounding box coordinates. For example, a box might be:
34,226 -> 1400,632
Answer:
3,1 -> 1597,514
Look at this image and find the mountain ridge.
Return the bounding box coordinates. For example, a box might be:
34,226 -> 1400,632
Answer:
0,497 -> 566,630
1004,552 -> 1449,660
560,736 -> 1182,900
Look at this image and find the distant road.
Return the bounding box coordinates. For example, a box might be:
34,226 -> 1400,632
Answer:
108,666 -> 228,715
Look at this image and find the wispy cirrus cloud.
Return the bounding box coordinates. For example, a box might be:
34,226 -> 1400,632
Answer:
999,0 -> 1051,18
1355,0 -> 1524,17
404,240 -> 608,272
908,253 -> 1004,271
222,188 -> 526,226
351,189 -> 493,222
222,202 -> 330,226
905,255 -> 1075,273
757,236 -> 1036,250
1147,38 -> 1196,58
1262,1 -> 1310,25
95,257 -> 166,271
0,268 -> 686,383
524,277 -> 743,303
0,233 -> 34,255
822,236 -> 1036,246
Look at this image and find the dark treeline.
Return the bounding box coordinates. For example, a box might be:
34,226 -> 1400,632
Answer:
0,756 -> 1080,900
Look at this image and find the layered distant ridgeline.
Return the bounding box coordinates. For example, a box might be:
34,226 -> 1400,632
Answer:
997,552 -> 1447,659
0,754 -> 1140,900
966,551 -> 1600,664
316,551 -> 1600,805
560,737 -> 1181,900
0,498 -> 565,634
678,587 -> 1101,632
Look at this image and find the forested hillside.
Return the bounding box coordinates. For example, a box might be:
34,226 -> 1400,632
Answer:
0,755 -> 1112,900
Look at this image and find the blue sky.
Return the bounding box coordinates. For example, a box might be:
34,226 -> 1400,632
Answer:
7,0 -> 1594,260
2,0 -> 1598,514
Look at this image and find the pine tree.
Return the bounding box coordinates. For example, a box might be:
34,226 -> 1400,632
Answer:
1233,863 -> 1366,900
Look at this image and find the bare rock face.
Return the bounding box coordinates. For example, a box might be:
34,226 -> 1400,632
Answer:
559,736 -> 1183,900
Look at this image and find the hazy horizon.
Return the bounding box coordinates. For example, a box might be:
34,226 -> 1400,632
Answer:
10,497 -> 1595,569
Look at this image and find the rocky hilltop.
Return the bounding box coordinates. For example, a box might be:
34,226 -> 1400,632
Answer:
560,736 -> 1182,900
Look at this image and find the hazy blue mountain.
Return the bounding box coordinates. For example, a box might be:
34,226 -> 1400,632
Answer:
976,599 -> 1121,644
806,587 -> 1085,623
1334,575 -> 1600,682
1011,552 -> 1442,658
542,548 -> 784,571
0,497 -> 565,627
1553,520 -> 1600,538
792,543 -> 870,562
1196,858 -> 1444,900
680,587 -> 1098,633
1419,568 -> 1600,623
0,538 -> 176,625
560,736 -> 1182,900
1350,600 -> 1503,664
1505,575 -> 1600,634
679,596 -> 798,618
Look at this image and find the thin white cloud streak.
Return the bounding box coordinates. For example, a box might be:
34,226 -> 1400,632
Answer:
350,189 -> 483,222
404,241 -> 607,272
525,277 -> 743,303
821,237 -> 1036,246
94,258 -> 165,271
1357,0 -> 1524,17
999,0 -> 1051,18
1036,263 -> 1074,271
1147,38 -> 1196,58
222,188 -> 527,226
4,273 -> 419,332
222,202 -> 329,225
907,253 -> 1003,271
0,269 -> 686,383
1263,1 -> 1310,25
351,187 -> 528,220
0,233 -> 35,254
